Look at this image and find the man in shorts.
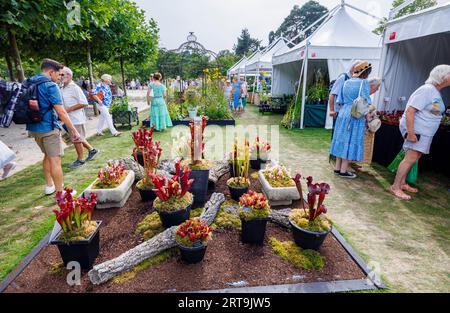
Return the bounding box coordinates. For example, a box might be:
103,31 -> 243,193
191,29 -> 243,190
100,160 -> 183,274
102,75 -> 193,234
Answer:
60,67 -> 99,168
26,59 -> 81,195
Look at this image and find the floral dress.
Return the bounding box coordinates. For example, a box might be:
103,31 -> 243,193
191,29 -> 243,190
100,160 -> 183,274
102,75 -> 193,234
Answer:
330,78 -> 371,161
149,82 -> 173,131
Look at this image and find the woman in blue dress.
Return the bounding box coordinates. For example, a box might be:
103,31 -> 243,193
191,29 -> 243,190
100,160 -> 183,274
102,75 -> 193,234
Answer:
148,73 -> 173,131
330,61 -> 373,179
231,76 -> 242,112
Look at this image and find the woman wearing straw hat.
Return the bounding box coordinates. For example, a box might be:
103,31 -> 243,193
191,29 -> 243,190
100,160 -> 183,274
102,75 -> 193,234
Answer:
390,65 -> 450,200
330,61 -> 373,178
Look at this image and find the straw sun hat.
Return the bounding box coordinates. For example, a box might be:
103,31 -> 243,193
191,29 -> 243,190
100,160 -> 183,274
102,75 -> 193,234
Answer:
352,61 -> 372,78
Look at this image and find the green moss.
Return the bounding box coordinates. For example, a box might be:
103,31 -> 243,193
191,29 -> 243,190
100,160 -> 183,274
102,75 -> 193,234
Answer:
239,205 -> 271,220
136,212 -> 164,241
153,192 -> 193,212
289,209 -> 332,233
211,210 -> 241,230
190,207 -> 203,218
181,159 -> 212,170
269,237 -> 324,270
112,249 -> 176,284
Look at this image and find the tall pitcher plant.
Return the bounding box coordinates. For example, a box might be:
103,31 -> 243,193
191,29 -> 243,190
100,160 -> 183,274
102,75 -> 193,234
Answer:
230,137 -> 250,186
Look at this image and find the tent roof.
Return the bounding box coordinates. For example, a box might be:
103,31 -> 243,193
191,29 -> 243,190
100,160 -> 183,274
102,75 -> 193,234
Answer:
273,5 -> 382,65
228,56 -> 247,74
384,2 -> 450,44
246,37 -> 289,71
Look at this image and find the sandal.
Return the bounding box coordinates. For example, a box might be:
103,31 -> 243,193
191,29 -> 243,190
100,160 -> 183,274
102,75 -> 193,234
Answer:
402,184 -> 419,193
389,186 -> 411,200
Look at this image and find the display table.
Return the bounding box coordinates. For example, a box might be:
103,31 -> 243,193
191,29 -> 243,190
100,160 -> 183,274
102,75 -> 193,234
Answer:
373,122 -> 450,176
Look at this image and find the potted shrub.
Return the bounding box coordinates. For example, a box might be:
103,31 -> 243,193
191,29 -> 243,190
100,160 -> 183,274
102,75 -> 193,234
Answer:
289,175 -> 333,250
135,135 -> 162,202
227,138 -> 250,201
239,191 -> 271,245
84,161 -> 135,209
132,126 -> 155,166
175,218 -> 212,264
50,189 -> 100,269
185,88 -> 200,119
151,160 -> 194,228
258,164 -> 300,206
250,136 -> 271,170
181,116 -> 210,206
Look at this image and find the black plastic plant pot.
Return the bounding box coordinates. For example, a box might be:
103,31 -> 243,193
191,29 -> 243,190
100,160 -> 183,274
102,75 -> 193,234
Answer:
227,184 -> 249,201
137,186 -> 156,202
157,203 -> 192,228
241,218 -> 269,245
133,151 -> 144,167
50,221 -> 102,270
289,219 -> 331,250
250,158 -> 263,170
189,169 -> 210,206
178,243 -> 207,264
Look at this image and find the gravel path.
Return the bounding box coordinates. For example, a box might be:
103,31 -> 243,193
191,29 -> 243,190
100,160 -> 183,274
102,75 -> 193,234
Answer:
0,90 -> 148,175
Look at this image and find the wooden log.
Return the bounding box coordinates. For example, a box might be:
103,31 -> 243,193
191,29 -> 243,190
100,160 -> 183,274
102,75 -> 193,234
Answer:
208,160 -> 229,185
88,193 -> 225,285
269,208 -> 292,228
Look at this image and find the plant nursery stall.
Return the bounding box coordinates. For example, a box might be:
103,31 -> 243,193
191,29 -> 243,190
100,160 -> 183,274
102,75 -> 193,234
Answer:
373,3 -> 450,176
272,3 -> 381,129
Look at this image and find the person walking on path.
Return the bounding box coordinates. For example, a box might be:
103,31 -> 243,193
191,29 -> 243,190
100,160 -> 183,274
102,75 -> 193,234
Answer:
330,61 -> 374,179
0,140 -> 16,180
232,76 -> 243,112
240,77 -> 248,110
91,74 -> 121,137
60,67 -> 99,168
148,73 -> 172,131
223,80 -> 233,109
390,65 -> 450,200
26,58 -> 81,195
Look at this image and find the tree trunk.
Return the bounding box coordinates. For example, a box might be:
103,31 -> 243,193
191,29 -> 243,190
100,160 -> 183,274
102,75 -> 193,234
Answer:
8,29 -> 25,82
86,41 -> 98,116
88,192 -> 225,285
5,49 -> 14,81
120,56 -> 127,96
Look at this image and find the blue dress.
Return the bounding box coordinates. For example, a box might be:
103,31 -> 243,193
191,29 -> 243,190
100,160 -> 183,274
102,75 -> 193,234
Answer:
330,78 -> 371,162
149,83 -> 173,131
232,81 -> 242,109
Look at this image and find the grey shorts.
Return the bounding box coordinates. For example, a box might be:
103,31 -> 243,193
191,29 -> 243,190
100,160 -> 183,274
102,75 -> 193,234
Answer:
72,124 -> 86,143
400,129 -> 433,155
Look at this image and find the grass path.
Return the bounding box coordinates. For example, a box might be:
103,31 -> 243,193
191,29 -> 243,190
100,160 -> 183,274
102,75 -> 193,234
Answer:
1,104 -> 449,292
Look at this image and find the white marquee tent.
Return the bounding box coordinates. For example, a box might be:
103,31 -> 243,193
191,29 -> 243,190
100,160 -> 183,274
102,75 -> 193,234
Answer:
245,37 -> 289,74
227,56 -> 248,77
272,2 -> 382,129
377,2 -> 450,111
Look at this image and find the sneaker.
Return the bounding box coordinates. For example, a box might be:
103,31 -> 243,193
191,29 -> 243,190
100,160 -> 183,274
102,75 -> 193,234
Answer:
45,185 -> 56,195
113,132 -> 122,137
69,160 -> 85,168
339,172 -> 357,179
85,149 -> 100,162
334,170 -> 340,175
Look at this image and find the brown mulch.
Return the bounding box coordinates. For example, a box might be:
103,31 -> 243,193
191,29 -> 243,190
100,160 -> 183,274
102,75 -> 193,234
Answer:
5,169 -> 365,293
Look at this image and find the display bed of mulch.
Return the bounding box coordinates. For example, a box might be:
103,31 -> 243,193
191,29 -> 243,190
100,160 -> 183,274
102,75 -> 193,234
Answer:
4,169 -> 372,293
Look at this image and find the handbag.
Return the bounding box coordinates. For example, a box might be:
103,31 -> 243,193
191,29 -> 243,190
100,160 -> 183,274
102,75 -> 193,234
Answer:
351,81 -> 369,119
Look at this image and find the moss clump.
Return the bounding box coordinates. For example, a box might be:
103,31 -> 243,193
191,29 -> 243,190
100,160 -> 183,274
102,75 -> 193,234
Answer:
262,167 -> 295,188
112,249 -> 176,284
289,209 -> 332,233
136,212 -> 164,241
92,171 -> 128,189
58,220 -> 98,243
227,177 -> 250,188
181,159 -> 211,170
136,179 -> 154,190
211,210 -> 241,230
153,192 -> 193,212
269,237 -> 324,270
190,207 -> 203,218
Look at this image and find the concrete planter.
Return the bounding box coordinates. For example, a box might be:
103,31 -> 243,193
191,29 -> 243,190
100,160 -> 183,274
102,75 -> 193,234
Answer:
84,170 -> 135,209
258,170 -> 300,206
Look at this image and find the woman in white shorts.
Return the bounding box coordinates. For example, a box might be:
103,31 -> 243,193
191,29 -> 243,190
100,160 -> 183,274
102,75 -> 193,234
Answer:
390,65 -> 450,200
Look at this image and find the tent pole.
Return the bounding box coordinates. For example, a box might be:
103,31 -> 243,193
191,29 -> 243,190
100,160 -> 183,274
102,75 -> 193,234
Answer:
345,3 -> 383,20
300,45 -> 309,129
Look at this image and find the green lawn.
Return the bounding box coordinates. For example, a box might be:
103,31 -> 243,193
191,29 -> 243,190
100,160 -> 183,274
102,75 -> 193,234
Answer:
1,104 -> 449,292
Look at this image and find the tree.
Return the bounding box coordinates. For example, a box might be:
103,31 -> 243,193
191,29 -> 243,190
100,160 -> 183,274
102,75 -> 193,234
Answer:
104,0 -> 159,94
216,50 -> 239,76
269,1 -> 328,45
373,0 -> 437,35
233,29 -> 261,57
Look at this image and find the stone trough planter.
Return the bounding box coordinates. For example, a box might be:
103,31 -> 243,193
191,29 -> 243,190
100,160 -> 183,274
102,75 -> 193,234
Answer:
84,170 -> 135,209
258,170 -> 300,206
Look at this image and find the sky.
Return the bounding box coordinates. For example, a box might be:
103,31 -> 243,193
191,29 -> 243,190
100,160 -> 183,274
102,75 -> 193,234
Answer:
134,0 -> 447,52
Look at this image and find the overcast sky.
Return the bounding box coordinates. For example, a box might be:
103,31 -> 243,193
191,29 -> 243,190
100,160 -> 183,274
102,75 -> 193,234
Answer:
134,0 -> 446,52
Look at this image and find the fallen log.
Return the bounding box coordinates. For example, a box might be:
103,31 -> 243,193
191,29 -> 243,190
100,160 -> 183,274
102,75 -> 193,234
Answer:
88,193 -> 225,285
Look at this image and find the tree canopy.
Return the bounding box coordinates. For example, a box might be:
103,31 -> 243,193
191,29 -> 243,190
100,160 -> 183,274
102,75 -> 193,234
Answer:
269,1 -> 328,45
233,29 -> 262,57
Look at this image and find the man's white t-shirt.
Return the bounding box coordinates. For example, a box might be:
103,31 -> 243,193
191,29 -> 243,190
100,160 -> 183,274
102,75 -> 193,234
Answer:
61,81 -> 88,125
399,84 -> 445,137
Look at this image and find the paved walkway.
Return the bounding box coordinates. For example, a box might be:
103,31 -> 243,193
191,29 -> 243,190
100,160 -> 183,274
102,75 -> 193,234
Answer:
0,90 -> 148,175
